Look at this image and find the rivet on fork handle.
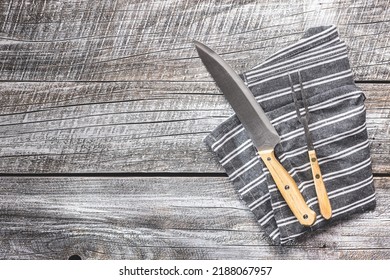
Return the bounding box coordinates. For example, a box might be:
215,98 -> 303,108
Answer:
308,150 -> 332,219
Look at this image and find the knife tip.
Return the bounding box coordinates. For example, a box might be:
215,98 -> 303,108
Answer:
192,40 -> 210,55
193,39 -> 202,48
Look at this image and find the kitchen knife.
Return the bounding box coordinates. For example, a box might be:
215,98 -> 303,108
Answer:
194,40 -> 316,226
289,72 -> 332,219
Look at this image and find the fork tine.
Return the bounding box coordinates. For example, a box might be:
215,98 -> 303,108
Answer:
288,73 -> 303,123
298,71 -> 310,121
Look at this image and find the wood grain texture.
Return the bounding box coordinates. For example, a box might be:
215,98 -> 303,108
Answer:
0,0 -> 389,81
308,150 -> 332,220
0,176 -> 388,260
0,82 -> 388,173
0,0 -> 389,261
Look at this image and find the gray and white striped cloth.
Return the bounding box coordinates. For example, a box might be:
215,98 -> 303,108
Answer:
204,25 -> 376,244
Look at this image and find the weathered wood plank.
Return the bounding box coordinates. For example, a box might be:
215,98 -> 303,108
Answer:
0,82 -> 388,174
0,0 -> 389,81
0,176 -> 388,260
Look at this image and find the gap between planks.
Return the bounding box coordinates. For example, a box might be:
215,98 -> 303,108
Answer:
0,172 -> 229,177
0,80 -> 390,83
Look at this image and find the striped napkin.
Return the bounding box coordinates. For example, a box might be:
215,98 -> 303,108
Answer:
204,25 -> 376,244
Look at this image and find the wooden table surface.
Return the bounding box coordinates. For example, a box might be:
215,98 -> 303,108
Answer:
0,0 -> 389,260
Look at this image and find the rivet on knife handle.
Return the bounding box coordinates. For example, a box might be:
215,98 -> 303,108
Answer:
258,149 -> 316,226
308,150 -> 332,219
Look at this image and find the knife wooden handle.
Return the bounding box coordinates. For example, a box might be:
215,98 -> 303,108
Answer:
258,149 -> 316,226
308,150 -> 332,219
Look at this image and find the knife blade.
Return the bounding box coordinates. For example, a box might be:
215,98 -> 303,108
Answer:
194,40 -> 316,226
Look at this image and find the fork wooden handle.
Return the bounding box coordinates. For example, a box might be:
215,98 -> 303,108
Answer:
308,150 -> 332,219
